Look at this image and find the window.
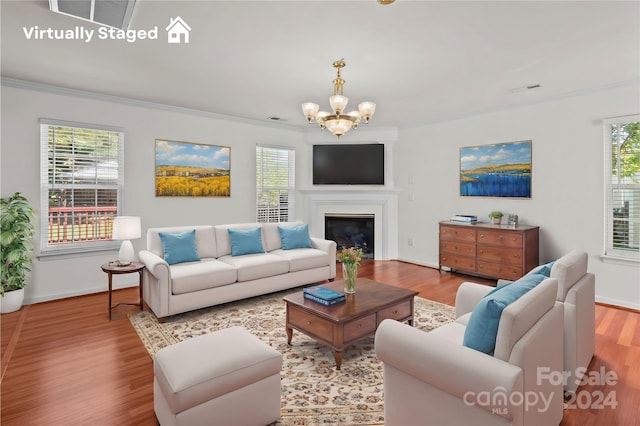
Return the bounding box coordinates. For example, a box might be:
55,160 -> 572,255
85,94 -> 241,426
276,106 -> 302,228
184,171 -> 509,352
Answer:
256,145 -> 295,223
40,119 -> 124,255
604,115 -> 640,261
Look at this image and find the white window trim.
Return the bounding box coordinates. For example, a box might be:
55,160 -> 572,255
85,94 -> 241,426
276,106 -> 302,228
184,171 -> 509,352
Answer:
602,114 -> 640,264
39,118 -> 124,257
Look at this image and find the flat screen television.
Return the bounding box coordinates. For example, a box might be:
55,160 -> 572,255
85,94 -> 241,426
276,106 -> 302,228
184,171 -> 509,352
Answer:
313,143 -> 385,185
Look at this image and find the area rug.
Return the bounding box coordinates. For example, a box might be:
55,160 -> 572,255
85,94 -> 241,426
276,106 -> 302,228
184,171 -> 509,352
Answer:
129,289 -> 455,425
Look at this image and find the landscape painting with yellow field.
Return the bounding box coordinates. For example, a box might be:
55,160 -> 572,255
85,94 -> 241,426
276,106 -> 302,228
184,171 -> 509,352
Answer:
155,139 -> 230,197
460,140 -> 532,198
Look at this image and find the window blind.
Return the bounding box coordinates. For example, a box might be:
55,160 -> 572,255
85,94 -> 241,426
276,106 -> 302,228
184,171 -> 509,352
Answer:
40,119 -> 124,255
604,116 -> 640,260
256,145 -> 295,223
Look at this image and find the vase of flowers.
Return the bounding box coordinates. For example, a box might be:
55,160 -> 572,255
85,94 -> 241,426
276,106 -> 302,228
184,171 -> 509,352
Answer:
338,247 -> 363,294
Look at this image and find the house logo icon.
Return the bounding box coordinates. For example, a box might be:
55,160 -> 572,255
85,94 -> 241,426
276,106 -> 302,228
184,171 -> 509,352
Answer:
166,16 -> 191,44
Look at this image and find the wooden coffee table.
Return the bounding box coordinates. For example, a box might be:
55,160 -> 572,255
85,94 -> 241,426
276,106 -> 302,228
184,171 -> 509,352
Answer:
284,279 -> 418,369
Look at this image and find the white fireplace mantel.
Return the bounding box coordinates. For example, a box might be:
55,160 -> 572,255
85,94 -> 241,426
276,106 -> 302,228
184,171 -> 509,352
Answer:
300,188 -> 400,260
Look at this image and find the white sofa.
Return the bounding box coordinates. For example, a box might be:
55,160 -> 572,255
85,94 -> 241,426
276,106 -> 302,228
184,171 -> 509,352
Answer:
138,221 -> 336,320
376,278 -> 564,426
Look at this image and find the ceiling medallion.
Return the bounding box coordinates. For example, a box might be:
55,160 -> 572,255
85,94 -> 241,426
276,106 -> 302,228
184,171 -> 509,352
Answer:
301,59 -> 376,138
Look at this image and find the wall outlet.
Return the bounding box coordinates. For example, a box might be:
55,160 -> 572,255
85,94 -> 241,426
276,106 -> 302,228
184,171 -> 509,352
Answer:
407,237 -> 414,246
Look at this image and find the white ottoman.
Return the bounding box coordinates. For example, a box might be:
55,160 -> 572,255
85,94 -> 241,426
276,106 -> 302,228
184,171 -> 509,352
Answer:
153,326 -> 282,426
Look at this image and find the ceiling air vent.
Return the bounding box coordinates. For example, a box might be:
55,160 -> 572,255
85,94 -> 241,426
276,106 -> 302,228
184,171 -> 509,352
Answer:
49,0 -> 137,30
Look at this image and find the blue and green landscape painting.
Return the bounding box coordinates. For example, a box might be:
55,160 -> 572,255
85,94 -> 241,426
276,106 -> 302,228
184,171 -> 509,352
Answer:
460,140 -> 531,198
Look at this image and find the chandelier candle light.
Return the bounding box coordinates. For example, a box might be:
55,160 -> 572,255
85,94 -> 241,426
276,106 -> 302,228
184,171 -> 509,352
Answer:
302,59 -> 376,138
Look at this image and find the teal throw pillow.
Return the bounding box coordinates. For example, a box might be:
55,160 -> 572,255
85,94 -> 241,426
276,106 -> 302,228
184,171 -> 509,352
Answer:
228,227 -> 265,256
527,260 -> 556,277
463,273 -> 547,354
278,224 -> 312,250
158,229 -> 201,265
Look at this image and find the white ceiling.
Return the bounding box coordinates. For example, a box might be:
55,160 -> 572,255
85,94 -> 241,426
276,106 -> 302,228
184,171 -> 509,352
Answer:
2,1 -> 639,129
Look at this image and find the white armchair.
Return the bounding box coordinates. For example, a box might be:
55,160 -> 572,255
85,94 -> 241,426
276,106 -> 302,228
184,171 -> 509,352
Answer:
375,278 -> 564,426
499,250 -> 595,393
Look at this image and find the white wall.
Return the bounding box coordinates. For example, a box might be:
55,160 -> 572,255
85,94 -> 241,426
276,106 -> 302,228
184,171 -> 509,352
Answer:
395,83 -> 640,309
1,82 -> 305,304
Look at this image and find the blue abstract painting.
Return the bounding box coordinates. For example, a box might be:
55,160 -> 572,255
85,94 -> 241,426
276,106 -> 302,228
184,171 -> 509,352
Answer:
460,140 -> 532,198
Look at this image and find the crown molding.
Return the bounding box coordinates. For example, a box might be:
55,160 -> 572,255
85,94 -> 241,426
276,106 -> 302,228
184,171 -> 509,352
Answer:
1,77 -> 304,131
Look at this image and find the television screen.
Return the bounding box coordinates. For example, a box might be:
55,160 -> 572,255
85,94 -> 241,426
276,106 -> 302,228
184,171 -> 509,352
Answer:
313,144 -> 385,185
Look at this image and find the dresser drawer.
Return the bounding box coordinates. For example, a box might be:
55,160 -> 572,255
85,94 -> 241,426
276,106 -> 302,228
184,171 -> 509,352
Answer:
440,225 -> 476,243
477,246 -> 522,265
344,314 -> 376,342
477,261 -> 523,280
288,306 -> 333,339
440,254 -> 476,271
378,300 -> 412,324
477,230 -> 523,248
440,241 -> 476,256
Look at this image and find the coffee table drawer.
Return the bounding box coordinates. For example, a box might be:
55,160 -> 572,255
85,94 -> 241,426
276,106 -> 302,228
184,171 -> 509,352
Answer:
288,306 -> 333,339
378,300 -> 412,323
344,314 -> 376,342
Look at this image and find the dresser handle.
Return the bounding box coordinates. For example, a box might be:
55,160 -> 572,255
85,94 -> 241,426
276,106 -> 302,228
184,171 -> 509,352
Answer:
306,321 -> 311,325
393,310 -> 398,315
499,235 -> 503,240
358,323 -> 363,328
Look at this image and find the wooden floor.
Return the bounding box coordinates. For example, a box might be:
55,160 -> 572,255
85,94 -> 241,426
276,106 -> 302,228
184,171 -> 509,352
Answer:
1,260 -> 638,425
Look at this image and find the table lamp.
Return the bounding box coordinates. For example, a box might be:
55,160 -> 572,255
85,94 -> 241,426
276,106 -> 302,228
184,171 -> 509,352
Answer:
112,216 -> 141,265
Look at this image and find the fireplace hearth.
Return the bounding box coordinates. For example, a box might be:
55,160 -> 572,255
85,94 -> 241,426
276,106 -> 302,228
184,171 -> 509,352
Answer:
325,214 -> 375,259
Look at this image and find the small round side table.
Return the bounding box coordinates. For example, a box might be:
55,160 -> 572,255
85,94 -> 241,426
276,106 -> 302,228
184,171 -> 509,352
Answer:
101,261 -> 145,320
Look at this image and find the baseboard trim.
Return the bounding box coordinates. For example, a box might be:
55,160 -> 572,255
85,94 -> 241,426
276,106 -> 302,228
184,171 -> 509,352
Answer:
396,257 -> 440,269
24,281 -> 139,305
596,296 -> 640,311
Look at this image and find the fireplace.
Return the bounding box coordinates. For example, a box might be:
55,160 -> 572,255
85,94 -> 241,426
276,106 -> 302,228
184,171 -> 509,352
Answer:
325,214 -> 375,259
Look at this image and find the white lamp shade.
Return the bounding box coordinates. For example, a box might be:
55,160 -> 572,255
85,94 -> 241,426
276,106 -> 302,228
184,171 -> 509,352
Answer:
325,117 -> 353,137
329,95 -> 349,114
301,102 -> 319,120
112,216 -> 141,240
358,101 -> 376,122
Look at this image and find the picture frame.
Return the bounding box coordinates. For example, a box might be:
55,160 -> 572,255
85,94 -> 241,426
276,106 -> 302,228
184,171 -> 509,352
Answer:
155,139 -> 230,197
460,140 -> 532,198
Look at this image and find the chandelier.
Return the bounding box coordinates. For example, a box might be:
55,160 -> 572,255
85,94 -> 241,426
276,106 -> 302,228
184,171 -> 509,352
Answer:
301,59 -> 376,138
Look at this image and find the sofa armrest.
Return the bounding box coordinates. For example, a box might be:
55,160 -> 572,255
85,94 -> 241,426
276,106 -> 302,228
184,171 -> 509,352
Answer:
311,237 -> 337,278
455,282 -> 494,318
139,250 -> 170,281
497,279 -> 513,287
375,319 -> 523,420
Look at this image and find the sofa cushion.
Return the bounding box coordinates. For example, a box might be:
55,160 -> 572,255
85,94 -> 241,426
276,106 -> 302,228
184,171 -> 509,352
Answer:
214,223 -> 263,257
278,224 -> 313,250
218,253 -> 289,282
262,221 -> 304,252
170,259 -> 238,295
463,274 -> 546,354
159,229 -> 201,265
228,227 -> 265,256
148,226 -> 217,259
270,248 -> 329,272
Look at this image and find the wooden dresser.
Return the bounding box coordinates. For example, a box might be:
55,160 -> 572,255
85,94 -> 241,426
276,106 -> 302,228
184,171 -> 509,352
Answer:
439,221 -> 539,281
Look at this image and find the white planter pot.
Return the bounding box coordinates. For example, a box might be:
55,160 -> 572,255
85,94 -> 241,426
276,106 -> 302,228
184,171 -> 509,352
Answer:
1,288 -> 25,314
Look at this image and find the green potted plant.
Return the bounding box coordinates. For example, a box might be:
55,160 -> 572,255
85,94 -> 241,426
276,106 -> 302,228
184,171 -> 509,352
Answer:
488,210 -> 504,225
1,192 -> 36,313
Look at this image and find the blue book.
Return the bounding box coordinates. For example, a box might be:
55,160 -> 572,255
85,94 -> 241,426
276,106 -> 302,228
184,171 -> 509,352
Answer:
304,293 -> 346,306
303,286 -> 344,301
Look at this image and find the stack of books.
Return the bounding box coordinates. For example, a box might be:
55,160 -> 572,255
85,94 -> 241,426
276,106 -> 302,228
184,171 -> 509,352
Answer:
303,286 -> 346,306
450,215 -> 478,223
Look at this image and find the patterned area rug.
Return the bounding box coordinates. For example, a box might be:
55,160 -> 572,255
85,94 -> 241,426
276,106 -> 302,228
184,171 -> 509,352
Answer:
129,288 -> 455,425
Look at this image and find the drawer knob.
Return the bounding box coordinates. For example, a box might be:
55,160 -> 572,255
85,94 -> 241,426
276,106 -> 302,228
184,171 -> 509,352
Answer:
358,323 -> 363,328
393,310 -> 398,314
499,235 -> 503,240
306,321 -> 311,325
